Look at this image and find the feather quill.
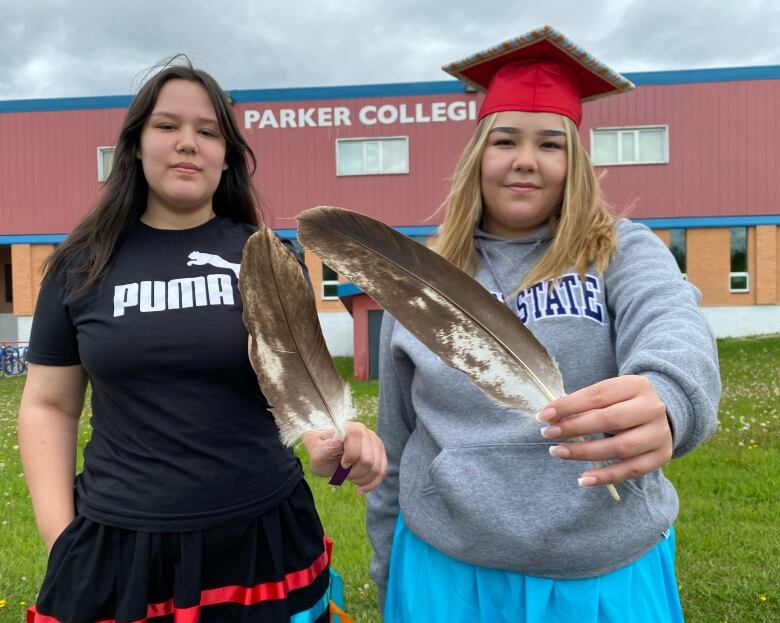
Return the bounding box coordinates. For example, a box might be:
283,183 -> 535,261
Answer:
238,227 -> 356,450
297,206 -> 620,501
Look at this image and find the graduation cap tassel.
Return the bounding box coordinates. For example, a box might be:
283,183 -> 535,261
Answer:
239,227 -> 355,485
297,206 -> 620,502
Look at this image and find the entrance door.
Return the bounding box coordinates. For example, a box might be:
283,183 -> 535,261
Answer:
367,310 -> 385,380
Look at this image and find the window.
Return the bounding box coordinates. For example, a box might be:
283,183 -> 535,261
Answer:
729,227 -> 749,292
4,264 -> 11,303
591,126 -> 668,165
322,264 -> 339,300
668,229 -> 686,277
97,146 -> 115,181
336,137 -> 409,176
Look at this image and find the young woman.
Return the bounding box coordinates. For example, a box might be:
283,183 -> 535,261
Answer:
20,59 -> 385,623
367,28 -> 720,622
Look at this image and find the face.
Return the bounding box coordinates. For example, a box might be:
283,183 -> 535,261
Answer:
137,79 -> 228,218
479,111 -> 567,239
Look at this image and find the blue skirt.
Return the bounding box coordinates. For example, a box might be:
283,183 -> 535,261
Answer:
384,514 -> 684,623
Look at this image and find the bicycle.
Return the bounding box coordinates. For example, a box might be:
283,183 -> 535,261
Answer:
1,343 -> 29,376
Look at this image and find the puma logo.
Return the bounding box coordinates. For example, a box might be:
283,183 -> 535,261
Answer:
112,251 -> 242,317
187,251 -> 241,278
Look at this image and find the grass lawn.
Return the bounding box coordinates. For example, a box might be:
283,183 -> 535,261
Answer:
1,341 -> 778,622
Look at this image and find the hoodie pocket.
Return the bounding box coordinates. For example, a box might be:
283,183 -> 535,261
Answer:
421,442 -> 668,576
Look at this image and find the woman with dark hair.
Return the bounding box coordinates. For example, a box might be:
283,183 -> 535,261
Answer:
19,59 -> 385,623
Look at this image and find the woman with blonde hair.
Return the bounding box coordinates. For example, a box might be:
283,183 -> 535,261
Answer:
367,26 -> 720,622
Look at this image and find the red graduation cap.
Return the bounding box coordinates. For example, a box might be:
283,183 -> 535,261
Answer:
442,25 -> 634,126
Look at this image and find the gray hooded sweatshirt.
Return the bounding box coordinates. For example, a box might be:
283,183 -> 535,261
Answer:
366,219 -> 720,603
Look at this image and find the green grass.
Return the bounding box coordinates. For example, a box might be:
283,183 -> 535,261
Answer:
1,343 -> 778,622
663,335 -> 780,622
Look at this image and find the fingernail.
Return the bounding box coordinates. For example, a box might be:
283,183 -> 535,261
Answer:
540,426 -> 561,439
535,407 -> 556,423
548,445 -> 570,458
578,476 -> 598,487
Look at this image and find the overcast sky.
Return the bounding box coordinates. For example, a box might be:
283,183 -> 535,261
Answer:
1,0 -> 779,101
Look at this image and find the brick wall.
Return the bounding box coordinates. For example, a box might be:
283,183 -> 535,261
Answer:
10,244 -> 54,316
654,229 -> 670,246
686,228 -> 757,305
756,225 -> 778,304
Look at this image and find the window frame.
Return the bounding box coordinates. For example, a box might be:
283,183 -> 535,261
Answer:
335,136 -> 410,177
729,272 -> 749,293
321,264 -> 340,301
729,226 -> 749,293
668,228 -> 687,279
590,125 -> 669,166
96,146 -> 116,182
3,263 -> 12,303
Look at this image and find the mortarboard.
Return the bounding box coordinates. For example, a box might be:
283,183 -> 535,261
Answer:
442,25 -> 635,126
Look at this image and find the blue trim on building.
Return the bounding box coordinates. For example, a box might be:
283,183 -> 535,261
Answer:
636,215 -> 780,228
0,234 -> 68,245
274,228 -> 299,239
270,225 -> 438,243
397,226 -> 438,236
231,81 -> 468,104
625,65 -> 780,86
3,65 -> 780,113
337,283 -> 363,299
0,94 -> 134,113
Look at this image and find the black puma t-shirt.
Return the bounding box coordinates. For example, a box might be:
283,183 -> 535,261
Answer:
27,217 -> 302,530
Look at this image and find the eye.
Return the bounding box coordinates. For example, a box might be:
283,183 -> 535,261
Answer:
156,122 -> 176,130
199,127 -> 221,138
541,141 -> 564,150
491,137 -> 515,147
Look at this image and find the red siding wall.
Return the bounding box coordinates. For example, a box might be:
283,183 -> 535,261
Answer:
0,108 -> 127,234
1,77 -> 778,235
582,80 -> 780,219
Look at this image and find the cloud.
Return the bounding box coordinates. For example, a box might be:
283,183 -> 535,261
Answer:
0,0 -> 777,100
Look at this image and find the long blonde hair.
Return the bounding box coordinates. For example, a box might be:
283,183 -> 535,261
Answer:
434,113 -> 617,290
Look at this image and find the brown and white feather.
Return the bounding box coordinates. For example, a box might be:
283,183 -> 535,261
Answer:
239,227 -> 355,446
297,207 -> 621,501
296,206 -> 564,416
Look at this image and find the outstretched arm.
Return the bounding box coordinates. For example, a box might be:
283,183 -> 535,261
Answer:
539,223 -> 720,488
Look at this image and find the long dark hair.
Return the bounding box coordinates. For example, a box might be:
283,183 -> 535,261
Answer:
45,56 -> 264,288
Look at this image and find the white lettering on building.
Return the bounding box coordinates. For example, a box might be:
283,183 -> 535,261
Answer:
244,100 -> 477,129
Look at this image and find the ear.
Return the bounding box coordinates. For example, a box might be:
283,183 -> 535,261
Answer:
222,161 -> 229,171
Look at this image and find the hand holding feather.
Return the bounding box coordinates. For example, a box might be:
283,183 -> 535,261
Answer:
538,375 -> 674,487
240,227 -> 387,488
302,423 -> 388,494
297,206 -> 620,501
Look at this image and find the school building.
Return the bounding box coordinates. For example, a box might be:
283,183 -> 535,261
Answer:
1,65 -> 778,376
